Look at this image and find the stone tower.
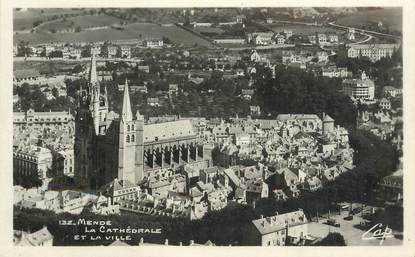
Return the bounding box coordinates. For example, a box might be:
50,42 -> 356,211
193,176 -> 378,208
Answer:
117,79 -> 144,184
322,112 -> 334,136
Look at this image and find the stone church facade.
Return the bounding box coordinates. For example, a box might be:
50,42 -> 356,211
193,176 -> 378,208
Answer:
74,56 -> 204,189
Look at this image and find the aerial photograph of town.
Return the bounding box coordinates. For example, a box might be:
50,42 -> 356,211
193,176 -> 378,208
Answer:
12,7 -> 403,247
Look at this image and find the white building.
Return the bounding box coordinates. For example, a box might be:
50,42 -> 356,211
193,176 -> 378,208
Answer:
347,43 -> 400,62
342,72 -> 375,101
243,210 -> 308,246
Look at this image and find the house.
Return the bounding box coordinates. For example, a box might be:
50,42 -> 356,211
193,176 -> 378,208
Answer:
235,69 -> 245,76
321,66 -> 351,78
245,178 -> 269,203
308,35 -> 316,44
303,176 -> 322,192
168,84 -> 179,94
377,169 -> 403,204
247,32 -> 275,45
347,31 -> 355,41
243,210 -> 308,246
60,190 -> 91,214
267,167 -> 300,197
250,50 -> 261,62
241,89 -> 254,100
137,65 -> 150,73
272,189 -> 288,201
283,29 -> 293,39
379,98 -> 391,110
144,39 -> 164,48
317,33 -> 327,45
43,190 -> 60,211
90,194 -> 120,215
236,15 -> 245,23
148,174 -> 186,198
101,45 -> 118,58
43,45 -> 55,57
14,227 -> 53,246
101,178 -> 140,204
235,133 -> 250,146
250,105 -> 261,116
118,45 -> 131,58
199,166 -> 221,184
383,86 -> 402,97
275,34 -> 286,45
87,44 -> 101,56
347,43 -> 400,62
316,51 -> 328,63
147,97 -> 160,107
328,34 -> 339,43
342,71 -> 375,101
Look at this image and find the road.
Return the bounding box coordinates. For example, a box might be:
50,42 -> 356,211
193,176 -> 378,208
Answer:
14,56 -> 144,63
328,22 -> 401,40
308,209 -> 403,246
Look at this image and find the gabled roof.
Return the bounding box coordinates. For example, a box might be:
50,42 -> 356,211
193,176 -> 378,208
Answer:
144,120 -> 195,143
101,179 -> 137,196
252,210 -> 307,235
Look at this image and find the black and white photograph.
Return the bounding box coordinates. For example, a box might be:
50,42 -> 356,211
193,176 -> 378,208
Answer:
3,3 -> 414,254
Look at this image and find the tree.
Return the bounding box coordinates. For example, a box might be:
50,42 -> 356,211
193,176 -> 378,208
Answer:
51,87 -> 59,98
315,232 -> 346,246
71,64 -> 83,74
33,20 -> 42,27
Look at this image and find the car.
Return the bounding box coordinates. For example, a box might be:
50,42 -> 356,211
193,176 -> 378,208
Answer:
340,204 -> 349,210
350,207 -> 362,215
327,218 -> 340,227
344,215 -> 354,221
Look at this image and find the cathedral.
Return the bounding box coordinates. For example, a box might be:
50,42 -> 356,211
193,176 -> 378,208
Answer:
74,56 -> 204,189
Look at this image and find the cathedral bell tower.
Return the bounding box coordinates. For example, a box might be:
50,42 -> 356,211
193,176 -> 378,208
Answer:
117,79 -> 144,184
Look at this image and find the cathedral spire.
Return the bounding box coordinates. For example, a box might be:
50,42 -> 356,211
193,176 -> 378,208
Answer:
121,78 -> 133,122
89,54 -> 98,86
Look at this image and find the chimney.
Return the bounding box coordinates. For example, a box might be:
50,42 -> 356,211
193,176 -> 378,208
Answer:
260,214 -> 264,219
164,239 -> 169,245
179,242 -> 182,246
190,240 -> 194,246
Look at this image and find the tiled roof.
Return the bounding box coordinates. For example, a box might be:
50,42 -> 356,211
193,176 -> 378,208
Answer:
277,114 -> 320,121
252,210 -> 307,235
144,120 -> 195,143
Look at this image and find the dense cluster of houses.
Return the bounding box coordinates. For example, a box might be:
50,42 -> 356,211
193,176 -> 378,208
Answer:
13,110 -> 75,182
13,111 -> 354,225
14,186 -> 120,215
14,39 -> 166,59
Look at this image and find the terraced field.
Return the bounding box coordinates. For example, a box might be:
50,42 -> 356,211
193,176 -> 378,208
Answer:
336,8 -> 402,32
13,8 -> 84,31
37,15 -> 123,32
14,23 -> 214,47
267,23 -> 340,35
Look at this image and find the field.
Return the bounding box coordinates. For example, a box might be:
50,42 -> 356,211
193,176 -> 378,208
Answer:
193,26 -> 225,35
13,8 -> 84,31
14,60 -> 89,75
13,23 -> 214,47
267,23 -> 341,35
37,15 -> 123,32
336,8 -> 402,32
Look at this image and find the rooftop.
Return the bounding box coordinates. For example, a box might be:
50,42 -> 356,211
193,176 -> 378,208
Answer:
252,210 -> 307,235
144,120 -> 196,143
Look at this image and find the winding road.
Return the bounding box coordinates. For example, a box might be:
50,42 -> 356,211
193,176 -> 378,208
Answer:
328,22 -> 401,40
